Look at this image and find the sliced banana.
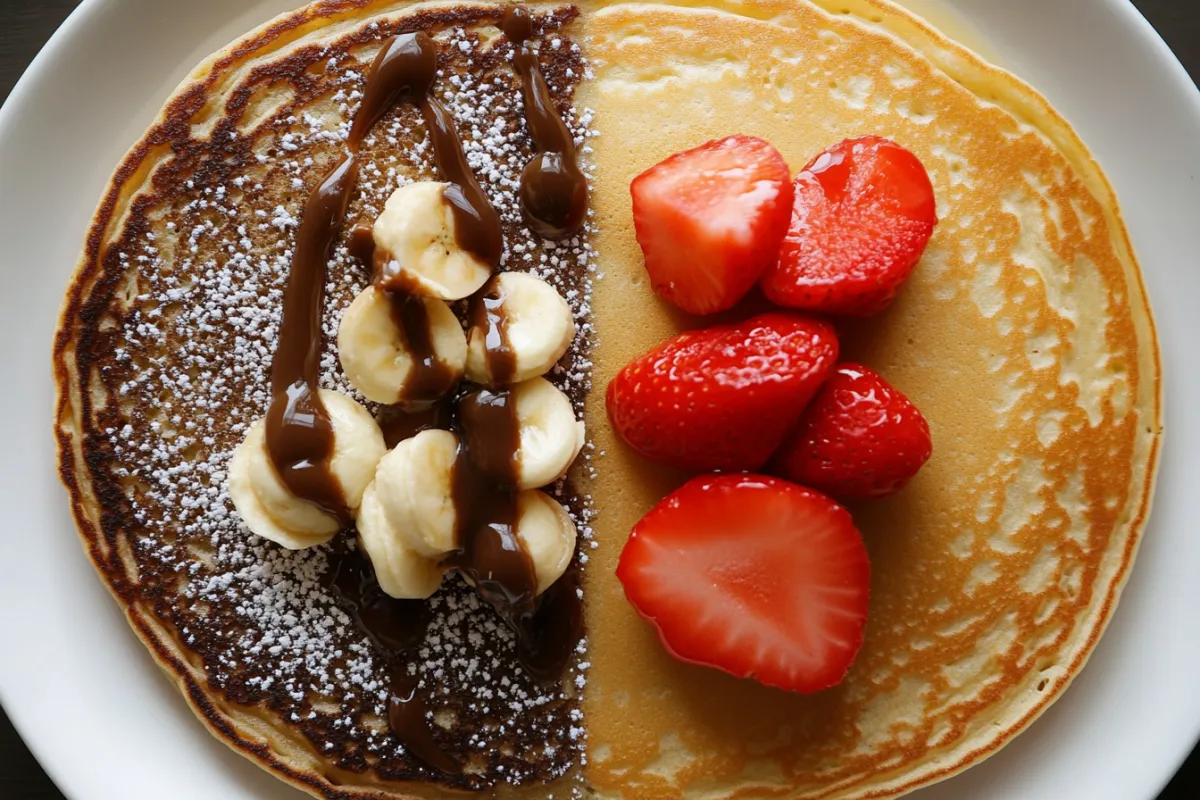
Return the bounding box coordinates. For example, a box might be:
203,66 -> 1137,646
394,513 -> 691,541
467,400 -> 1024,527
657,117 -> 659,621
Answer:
357,482 -> 445,599
515,490 -> 577,594
443,491 -> 576,597
505,377 -> 586,490
228,390 -> 386,549
372,428 -> 460,559
373,181 -> 492,301
337,286 -> 466,406
228,438 -> 334,550
361,420 -> 579,596
465,272 -> 576,385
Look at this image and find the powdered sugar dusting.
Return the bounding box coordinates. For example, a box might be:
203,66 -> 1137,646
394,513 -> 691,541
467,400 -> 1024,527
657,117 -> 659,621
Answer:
83,8 -> 594,790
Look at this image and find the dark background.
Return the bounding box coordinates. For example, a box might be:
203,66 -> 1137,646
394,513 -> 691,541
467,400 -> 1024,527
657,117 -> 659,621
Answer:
1,0 -> 1197,797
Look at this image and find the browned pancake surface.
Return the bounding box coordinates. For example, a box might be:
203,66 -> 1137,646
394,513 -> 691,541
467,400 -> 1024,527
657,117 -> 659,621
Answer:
54,3 -> 598,797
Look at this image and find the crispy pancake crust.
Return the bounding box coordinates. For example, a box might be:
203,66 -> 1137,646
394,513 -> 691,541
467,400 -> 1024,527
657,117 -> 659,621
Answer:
580,1 -> 1160,798
54,1 -> 1160,799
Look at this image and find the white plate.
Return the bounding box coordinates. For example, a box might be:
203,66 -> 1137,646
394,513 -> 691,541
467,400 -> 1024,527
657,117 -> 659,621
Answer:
1,1 -> 1196,798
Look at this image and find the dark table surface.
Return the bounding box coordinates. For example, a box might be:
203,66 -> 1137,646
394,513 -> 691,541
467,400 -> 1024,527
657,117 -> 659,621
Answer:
2,0 -> 1198,797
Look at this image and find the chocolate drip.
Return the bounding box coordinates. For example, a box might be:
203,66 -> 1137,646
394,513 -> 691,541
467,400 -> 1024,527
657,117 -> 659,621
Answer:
326,549 -> 456,774
378,398 -> 455,449
468,276 -> 516,385
447,389 -> 520,572
502,6 -> 588,238
263,30 -> 512,771
457,388 -> 522,486
328,548 -> 429,653
515,562 -> 583,681
348,32 -> 434,149
387,673 -> 458,774
363,33 -> 502,290
449,389 -> 537,620
386,292 -> 458,407
264,156 -> 359,524
445,387 -> 579,677
419,99 -> 504,267
348,224 -> 376,265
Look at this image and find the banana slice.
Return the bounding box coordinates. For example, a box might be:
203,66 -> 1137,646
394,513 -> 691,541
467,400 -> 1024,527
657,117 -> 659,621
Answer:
362,425 -> 578,596
228,390 -> 386,549
356,481 -> 445,599
337,286 -> 466,406
515,490 -> 577,594
372,428 -> 460,559
228,438 -> 333,550
461,377 -> 584,490
446,491 -> 576,597
465,272 -> 576,385
373,181 -> 492,301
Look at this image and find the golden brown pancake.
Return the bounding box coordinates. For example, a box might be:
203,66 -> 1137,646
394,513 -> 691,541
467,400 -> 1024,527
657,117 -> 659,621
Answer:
53,1 -> 1160,798
580,1 -> 1160,797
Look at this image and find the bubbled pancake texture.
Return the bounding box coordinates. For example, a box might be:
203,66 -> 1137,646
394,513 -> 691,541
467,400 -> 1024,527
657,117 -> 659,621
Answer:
55,3 -> 600,798
579,0 -> 1158,798
54,1 -> 1160,800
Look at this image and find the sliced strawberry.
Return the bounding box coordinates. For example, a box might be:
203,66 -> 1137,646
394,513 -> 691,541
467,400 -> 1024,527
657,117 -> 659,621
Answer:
617,474 -> 870,693
631,135 -> 794,315
761,136 -> 937,316
771,363 -> 932,499
606,312 -> 838,472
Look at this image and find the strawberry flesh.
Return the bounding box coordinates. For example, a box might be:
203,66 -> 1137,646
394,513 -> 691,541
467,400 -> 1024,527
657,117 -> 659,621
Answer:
606,312 -> 838,472
617,474 -> 871,693
632,135 -> 794,315
762,136 -> 937,316
771,363 -> 933,499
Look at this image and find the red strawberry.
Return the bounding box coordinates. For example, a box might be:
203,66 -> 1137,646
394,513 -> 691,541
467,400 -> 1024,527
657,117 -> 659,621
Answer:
631,135 -> 794,315
617,474 -> 871,693
771,363 -> 932,499
606,312 -> 838,472
761,136 -> 937,316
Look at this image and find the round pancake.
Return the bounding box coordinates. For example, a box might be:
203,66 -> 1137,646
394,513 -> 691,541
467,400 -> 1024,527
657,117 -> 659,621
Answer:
580,0 -> 1160,798
52,0 -> 1160,799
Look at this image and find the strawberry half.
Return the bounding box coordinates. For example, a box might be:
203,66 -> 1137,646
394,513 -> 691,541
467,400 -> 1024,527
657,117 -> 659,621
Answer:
617,474 -> 871,693
606,312 -> 838,472
761,136 -> 937,316
771,363 -> 933,499
631,135 -> 794,315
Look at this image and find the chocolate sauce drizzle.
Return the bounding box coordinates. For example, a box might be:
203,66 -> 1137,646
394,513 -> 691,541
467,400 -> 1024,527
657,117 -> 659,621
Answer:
365,33 -> 503,285
378,401 -> 455,450
388,292 -> 459,408
468,276 -> 517,385
264,156 -> 359,523
444,391 -> 537,612
325,549 -> 457,774
265,31 -> 499,515
263,22 -> 582,775
352,219 -> 459,409
423,389 -> 584,681
502,5 -> 589,239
